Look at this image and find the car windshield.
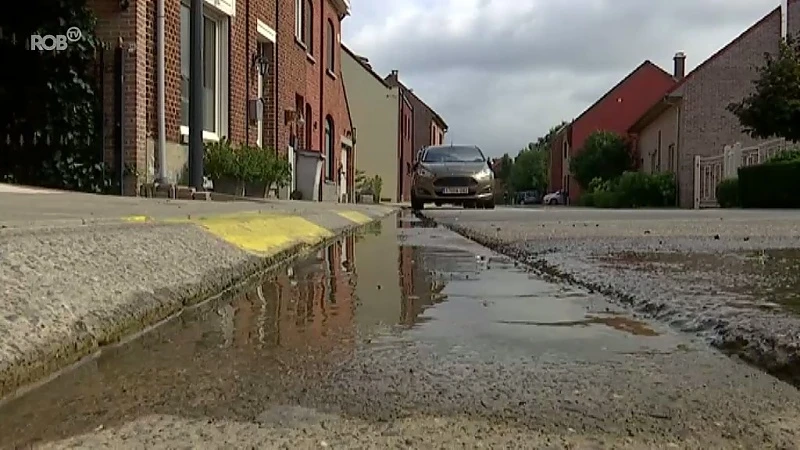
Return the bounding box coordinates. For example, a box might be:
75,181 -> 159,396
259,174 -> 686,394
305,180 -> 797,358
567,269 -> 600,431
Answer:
422,146 -> 485,163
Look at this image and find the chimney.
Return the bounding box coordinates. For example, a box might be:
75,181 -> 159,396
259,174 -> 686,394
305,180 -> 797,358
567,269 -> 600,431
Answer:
357,56 -> 372,70
673,52 -> 686,79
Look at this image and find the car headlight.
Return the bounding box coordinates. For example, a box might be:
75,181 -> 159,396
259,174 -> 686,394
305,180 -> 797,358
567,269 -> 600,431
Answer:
417,167 -> 434,178
475,167 -> 493,179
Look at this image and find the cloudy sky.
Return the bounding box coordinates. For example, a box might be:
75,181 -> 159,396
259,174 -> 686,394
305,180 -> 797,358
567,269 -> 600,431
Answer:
342,0 -> 785,157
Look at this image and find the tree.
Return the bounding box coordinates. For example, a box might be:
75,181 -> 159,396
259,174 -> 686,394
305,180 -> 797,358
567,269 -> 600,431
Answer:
510,147 -> 547,192
506,121 -> 569,194
728,34 -> 800,142
569,131 -> 634,189
495,153 -> 513,181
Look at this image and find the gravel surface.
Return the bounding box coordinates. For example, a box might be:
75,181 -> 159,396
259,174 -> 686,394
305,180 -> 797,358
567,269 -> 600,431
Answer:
420,207 -> 800,386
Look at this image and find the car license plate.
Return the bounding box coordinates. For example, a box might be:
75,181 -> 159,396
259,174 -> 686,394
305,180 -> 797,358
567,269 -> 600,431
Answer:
443,187 -> 469,194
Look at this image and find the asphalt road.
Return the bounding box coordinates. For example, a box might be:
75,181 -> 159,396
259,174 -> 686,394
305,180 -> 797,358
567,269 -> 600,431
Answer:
2,212 -> 800,449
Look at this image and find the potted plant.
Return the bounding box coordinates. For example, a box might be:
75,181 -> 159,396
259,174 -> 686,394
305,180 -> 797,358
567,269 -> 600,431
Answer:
204,138 -> 241,195
241,144 -> 270,198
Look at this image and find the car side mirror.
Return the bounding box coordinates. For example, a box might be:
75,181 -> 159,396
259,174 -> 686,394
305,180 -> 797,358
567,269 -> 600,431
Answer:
487,157 -> 494,167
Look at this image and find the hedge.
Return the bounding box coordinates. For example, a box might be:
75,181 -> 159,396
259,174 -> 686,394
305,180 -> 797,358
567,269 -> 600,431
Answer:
578,171 -> 676,208
738,159 -> 800,208
715,178 -> 739,208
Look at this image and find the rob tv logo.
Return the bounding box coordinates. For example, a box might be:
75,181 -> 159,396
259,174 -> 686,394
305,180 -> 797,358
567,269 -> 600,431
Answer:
29,27 -> 82,51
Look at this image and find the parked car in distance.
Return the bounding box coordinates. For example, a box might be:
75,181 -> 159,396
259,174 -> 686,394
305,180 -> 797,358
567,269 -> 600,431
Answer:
516,190 -> 541,205
543,190 -> 568,205
411,145 -> 495,210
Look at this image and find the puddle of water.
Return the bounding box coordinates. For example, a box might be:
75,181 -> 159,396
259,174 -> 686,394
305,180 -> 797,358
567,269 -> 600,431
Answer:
497,315 -> 659,337
0,213 -> 680,447
599,250 -> 800,314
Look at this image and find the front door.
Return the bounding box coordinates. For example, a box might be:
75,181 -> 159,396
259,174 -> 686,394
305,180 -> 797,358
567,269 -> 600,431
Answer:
340,145 -> 349,202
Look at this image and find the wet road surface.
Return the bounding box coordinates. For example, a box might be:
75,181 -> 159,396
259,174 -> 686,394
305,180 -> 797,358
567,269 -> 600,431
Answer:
2,213 -> 800,448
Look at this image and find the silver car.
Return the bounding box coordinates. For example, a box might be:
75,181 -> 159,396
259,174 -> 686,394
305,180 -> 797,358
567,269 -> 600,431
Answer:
411,145 -> 495,210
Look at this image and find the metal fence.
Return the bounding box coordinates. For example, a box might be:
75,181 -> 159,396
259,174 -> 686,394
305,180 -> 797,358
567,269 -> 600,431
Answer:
693,138 -> 793,208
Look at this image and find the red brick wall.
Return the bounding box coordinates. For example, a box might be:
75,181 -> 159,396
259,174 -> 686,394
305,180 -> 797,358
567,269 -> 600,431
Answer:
549,129 -> 566,192
142,0 -> 180,147
276,0 -> 306,157
228,0 -> 278,146
568,63 -> 675,201
398,98 -> 413,201
93,0 -> 348,196
91,0 -> 148,193
677,8 -> 781,208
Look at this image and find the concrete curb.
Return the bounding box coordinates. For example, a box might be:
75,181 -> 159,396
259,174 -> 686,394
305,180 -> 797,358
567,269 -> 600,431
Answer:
416,211 -> 800,388
0,205 -> 397,402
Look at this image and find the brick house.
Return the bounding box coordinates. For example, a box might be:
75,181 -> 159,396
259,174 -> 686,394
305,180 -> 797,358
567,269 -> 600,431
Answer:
384,71 -> 448,158
89,0 -> 353,201
341,46 -> 414,202
548,61 -> 677,203
629,1 -> 797,208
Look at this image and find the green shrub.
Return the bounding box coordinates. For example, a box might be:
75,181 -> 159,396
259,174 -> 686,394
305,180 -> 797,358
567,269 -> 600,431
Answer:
593,190 -> 621,208
767,149 -> 800,163
614,171 -> 676,207
738,160 -> 800,208
204,138 -> 237,180
578,192 -> 596,206
716,178 -> 740,208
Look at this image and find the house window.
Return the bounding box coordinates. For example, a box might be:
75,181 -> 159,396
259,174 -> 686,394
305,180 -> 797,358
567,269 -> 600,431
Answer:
438,131 -> 443,145
180,2 -> 227,140
326,19 -> 335,71
305,103 -> 312,150
294,94 -> 304,148
656,130 -> 662,172
324,115 -> 334,180
305,0 -> 313,54
295,0 -> 303,40
668,144 -> 676,172
650,150 -> 657,173
563,141 -> 568,159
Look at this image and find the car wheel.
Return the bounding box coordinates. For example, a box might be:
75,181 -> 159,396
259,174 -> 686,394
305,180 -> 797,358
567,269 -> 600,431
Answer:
434,201 -> 442,207
548,198 -> 557,205
464,201 -> 476,209
482,199 -> 495,209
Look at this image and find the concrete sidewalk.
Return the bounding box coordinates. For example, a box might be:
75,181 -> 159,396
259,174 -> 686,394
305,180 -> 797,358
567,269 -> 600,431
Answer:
0,190 -> 396,401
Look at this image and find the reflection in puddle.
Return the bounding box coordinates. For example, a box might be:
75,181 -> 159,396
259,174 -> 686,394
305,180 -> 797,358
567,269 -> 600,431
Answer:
0,218 -> 442,448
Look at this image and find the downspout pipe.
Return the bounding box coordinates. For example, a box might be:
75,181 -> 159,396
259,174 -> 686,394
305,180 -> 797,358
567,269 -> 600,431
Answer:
156,0 -> 167,183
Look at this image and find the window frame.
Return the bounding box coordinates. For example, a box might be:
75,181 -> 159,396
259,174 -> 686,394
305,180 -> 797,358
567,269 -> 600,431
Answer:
295,0 -> 303,41
305,0 -> 313,53
326,19 -> 335,71
324,115 -> 334,180
179,2 -> 229,142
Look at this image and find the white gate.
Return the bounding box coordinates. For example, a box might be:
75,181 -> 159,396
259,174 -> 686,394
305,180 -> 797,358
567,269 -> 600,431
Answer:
693,138 -> 791,208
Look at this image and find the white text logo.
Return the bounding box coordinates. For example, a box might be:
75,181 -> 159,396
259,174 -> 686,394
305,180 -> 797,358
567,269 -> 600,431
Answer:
30,27 -> 82,51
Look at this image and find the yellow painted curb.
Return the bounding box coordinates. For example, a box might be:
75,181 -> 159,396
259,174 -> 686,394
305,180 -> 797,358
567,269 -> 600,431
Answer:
181,212 -> 334,255
337,210 -> 373,224
122,215 -> 152,222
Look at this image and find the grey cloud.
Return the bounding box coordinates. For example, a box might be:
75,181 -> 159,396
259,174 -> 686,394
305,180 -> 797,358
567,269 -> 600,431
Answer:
342,0 -> 780,156
349,0 -> 774,76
